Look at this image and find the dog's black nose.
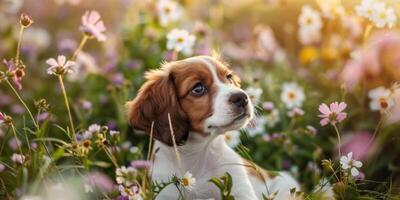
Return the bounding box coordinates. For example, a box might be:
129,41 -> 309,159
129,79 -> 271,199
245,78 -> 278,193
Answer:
229,92 -> 248,108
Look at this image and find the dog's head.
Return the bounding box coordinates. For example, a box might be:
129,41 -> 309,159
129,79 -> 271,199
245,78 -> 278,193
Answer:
126,56 -> 254,146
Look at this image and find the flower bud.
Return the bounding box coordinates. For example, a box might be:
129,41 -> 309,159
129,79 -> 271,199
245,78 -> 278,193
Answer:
20,14 -> 34,27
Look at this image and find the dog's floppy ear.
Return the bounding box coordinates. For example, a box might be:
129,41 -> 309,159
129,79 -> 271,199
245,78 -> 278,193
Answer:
126,66 -> 189,146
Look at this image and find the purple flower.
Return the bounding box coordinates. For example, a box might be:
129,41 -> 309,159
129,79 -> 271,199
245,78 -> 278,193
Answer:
58,38 -> 77,54
11,104 -> 25,114
8,137 -> 21,151
106,121 -> 117,130
131,160 -> 152,169
112,73 -> 124,87
80,10 -> 106,42
116,196 -> 129,200
30,142 -> 38,150
126,59 -> 142,70
37,112 -> 49,122
80,100 -> 92,111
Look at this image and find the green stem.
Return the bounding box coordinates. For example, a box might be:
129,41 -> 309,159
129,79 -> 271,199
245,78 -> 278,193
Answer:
6,80 -> 39,130
104,147 -> 119,168
333,124 -> 342,157
71,36 -> 89,61
329,166 -> 341,182
15,26 -> 25,61
58,75 -> 76,139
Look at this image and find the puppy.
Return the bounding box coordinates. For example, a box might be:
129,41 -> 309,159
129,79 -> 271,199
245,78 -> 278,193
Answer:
127,56 -> 299,199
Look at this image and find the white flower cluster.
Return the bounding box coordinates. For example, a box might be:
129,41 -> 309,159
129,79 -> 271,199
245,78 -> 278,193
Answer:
356,0 -> 397,28
115,166 -> 143,200
298,5 -> 323,45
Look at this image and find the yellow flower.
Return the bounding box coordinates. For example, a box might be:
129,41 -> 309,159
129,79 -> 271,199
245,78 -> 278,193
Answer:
299,46 -> 318,65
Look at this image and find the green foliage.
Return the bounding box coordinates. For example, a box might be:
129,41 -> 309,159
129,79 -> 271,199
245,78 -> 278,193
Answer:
209,172 -> 235,200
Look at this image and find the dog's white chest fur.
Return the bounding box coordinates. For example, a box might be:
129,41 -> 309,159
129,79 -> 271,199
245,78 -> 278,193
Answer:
151,134 -> 259,200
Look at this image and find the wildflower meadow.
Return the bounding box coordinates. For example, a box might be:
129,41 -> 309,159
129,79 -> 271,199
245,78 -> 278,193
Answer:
0,0 -> 400,199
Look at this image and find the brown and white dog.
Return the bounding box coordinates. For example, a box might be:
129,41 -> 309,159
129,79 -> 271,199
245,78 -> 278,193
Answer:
126,56 -> 299,200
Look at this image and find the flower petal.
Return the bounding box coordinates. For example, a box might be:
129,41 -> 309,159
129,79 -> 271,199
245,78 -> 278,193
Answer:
337,102 -> 347,112
351,167 -> 359,177
57,55 -> 66,66
354,160 -> 363,168
318,103 -> 331,115
320,118 -> 329,126
46,58 -> 58,67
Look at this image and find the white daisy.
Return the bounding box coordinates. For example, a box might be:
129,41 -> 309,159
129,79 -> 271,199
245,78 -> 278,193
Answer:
340,152 -> 363,177
356,0 -> 397,28
265,109 -> 280,128
157,0 -> 183,27
245,87 -> 263,105
298,5 -> 323,31
280,82 -> 305,109
46,55 -> 76,76
371,6 -> 397,28
224,131 -> 241,148
166,29 -> 196,56
181,171 -> 196,191
317,0 -> 344,19
355,0 -> 381,19
368,86 -> 395,111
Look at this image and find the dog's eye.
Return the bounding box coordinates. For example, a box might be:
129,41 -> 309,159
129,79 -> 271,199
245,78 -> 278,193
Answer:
227,74 -> 233,83
191,82 -> 207,97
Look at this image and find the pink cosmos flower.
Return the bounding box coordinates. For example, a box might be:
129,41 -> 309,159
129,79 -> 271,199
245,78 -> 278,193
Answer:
318,102 -> 347,126
80,10 -> 106,42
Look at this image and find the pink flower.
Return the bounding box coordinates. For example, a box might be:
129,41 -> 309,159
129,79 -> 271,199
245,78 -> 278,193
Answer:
0,112 -> 5,124
80,10 -> 106,42
131,160 -> 152,169
11,153 -> 25,164
287,107 -> 305,118
318,102 -> 347,126
262,101 -> 274,112
341,131 -> 373,161
3,59 -> 25,90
